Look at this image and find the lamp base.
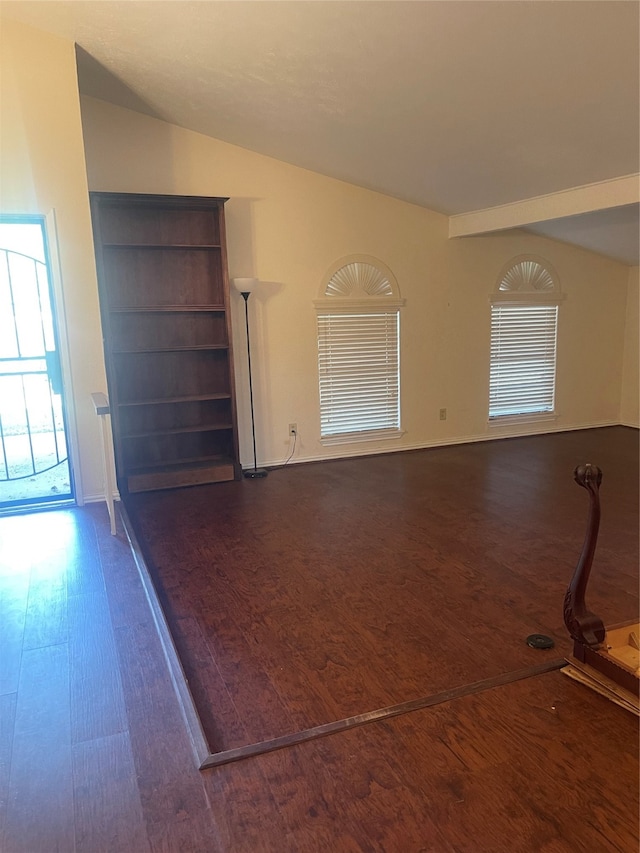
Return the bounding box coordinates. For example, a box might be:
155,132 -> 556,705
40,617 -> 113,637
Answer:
244,468 -> 269,479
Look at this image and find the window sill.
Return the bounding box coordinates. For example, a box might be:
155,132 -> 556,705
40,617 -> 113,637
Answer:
488,413 -> 558,428
320,428 -> 404,447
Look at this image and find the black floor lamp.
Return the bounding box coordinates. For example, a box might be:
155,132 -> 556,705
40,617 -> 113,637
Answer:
232,278 -> 268,478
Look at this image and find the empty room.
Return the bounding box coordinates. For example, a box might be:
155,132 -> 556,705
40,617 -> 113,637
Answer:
0,2 -> 638,851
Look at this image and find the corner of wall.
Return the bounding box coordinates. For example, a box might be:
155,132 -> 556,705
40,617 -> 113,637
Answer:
620,266 -> 639,427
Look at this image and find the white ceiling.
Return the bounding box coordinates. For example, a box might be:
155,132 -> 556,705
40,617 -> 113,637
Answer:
3,0 -> 639,264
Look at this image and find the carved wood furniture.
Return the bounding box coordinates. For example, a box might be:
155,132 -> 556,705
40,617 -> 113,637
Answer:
563,463 -> 639,712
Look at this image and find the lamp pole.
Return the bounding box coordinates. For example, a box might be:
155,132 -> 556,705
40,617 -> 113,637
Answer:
235,281 -> 268,478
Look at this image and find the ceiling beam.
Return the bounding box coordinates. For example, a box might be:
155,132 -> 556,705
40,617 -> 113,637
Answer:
449,174 -> 640,238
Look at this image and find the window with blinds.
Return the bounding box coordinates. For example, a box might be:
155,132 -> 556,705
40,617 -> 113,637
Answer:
315,257 -> 403,444
489,256 -> 563,421
489,303 -> 558,418
317,310 -> 400,440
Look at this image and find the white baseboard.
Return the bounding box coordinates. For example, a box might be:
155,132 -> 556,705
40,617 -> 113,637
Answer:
259,420 -> 626,469
80,492 -> 121,505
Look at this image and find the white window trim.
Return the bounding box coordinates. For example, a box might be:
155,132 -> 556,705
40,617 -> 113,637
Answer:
320,426 -> 405,447
488,257 -> 564,424
317,308 -> 402,444
489,303 -> 559,421
488,412 -> 559,428
314,297 -> 405,313
489,292 -> 566,306
316,256 -> 404,446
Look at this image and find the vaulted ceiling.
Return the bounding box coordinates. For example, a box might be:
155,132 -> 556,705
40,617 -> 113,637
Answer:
3,0 -> 639,264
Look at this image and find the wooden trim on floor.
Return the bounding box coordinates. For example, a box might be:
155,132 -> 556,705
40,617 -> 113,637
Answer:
119,503 -> 566,770
198,659 -> 565,769
119,504 -> 211,769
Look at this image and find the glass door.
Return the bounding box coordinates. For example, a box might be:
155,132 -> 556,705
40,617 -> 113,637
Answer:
0,216 -> 74,510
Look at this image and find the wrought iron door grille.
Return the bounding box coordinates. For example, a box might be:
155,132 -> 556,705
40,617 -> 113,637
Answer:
0,245 -> 68,485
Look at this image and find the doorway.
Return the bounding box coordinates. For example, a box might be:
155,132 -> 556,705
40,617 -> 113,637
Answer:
0,216 -> 74,511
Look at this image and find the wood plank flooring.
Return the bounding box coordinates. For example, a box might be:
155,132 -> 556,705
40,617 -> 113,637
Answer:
126,427 -> 639,753
0,427 -> 637,852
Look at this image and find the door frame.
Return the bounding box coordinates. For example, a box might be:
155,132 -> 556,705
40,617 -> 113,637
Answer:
43,209 -> 83,505
0,209 -> 81,509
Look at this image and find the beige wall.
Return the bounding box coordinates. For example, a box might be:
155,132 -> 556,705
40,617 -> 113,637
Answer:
80,96 -> 632,469
2,11 -> 632,496
621,267 -> 639,426
1,20 -> 108,501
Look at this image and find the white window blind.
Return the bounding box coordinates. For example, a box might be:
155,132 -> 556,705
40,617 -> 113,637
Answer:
489,304 -> 558,418
317,311 -> 400,439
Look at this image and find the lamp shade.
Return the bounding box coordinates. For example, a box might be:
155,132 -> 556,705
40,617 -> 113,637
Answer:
232,277 -> 259,294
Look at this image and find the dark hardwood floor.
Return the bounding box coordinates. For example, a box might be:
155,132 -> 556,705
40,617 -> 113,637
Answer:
0,427 -> 638,852
126,427 -> 639,752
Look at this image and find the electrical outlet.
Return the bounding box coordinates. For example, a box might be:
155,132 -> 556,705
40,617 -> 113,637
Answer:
439,408 -> 447,421
289,423 -> 297,436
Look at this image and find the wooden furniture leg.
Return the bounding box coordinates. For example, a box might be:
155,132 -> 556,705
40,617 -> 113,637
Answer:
92,392 -> 117,536
563,463 -> 606,649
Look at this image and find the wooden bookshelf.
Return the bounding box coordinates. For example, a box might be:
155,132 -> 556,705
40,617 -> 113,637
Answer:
90,193 -> 240,493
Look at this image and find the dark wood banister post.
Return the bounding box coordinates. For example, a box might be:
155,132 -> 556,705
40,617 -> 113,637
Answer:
563,463 -> 606,650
